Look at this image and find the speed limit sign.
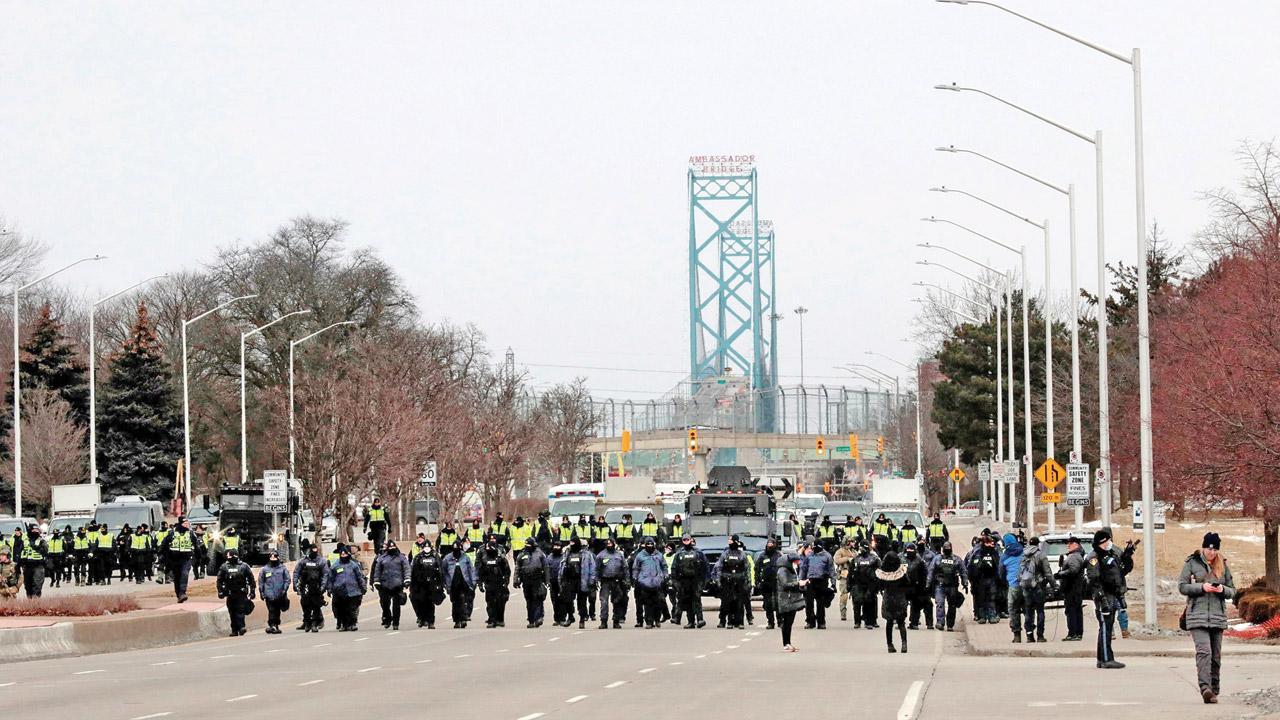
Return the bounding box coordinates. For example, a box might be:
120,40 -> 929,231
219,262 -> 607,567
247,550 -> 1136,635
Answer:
420,460 -> 438,486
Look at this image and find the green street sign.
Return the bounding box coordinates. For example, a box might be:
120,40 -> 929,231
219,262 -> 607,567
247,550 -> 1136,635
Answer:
836,446 -> 851,453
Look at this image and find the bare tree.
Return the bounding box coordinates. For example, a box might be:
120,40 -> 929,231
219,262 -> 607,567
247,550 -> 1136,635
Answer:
0,389 -> 86,514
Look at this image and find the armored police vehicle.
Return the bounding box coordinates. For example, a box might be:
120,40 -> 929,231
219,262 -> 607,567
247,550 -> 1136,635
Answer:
686,466 -> 792,586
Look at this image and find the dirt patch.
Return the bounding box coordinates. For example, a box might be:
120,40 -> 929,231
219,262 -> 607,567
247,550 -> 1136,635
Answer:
0,594 -> 141,617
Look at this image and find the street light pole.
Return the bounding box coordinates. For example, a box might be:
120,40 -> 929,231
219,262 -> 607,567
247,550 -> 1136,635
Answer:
935,0 -> 1149,620
240,310 -> 311,484
289,321 -> 358,482
12,255 -> 107,516
182,294 -> 258,511
793,306 -> 809,387
89,274 -> 168,485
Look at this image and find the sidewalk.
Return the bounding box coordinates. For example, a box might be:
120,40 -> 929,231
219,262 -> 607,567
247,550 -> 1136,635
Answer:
963,603 -> 1280,658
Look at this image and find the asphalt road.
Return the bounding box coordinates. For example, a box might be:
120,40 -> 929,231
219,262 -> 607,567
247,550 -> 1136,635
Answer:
1,590 -> 1273,720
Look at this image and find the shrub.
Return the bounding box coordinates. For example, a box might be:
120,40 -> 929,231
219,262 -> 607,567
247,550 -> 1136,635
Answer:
0,594 -> 141,617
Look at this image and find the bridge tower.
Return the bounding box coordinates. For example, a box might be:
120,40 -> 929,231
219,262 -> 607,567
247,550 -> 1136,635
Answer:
687,158 -> 778,400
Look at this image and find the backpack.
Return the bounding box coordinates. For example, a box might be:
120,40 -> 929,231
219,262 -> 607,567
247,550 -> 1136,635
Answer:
1018,554 -> 1039,590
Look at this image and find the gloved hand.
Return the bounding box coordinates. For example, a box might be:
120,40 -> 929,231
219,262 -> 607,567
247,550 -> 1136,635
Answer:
374,581 -> 382,589
218,593 -> 226,599
513,579 -> 522,589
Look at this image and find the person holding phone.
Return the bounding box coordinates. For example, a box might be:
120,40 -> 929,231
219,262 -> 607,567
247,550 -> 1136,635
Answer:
1178,532 -> 1235,704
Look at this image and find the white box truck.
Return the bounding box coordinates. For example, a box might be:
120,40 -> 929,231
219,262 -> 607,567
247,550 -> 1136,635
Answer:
51,484 -> 101,528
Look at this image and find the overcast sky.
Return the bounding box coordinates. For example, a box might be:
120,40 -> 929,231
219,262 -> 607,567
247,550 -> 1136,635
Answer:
3,2 -> 1276,400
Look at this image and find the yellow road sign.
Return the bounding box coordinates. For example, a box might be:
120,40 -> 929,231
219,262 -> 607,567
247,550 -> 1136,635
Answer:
1035,459 -> 1066,489
1040,491 -> 1063,504
949,467 -> 966,483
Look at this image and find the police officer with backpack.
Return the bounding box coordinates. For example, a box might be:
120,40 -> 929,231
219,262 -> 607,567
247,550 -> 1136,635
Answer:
713,535 -> 751,629
293,543 -> 330,632
670,535 -> 707,629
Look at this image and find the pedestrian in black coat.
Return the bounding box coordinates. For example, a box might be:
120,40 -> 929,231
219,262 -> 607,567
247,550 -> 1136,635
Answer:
876,552 -> 910,653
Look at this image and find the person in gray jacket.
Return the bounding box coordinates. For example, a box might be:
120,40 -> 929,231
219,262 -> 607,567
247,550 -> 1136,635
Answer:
775,553 -> 807,652
443,541 -> 478,628
372,542 -> 411,630
257,551 -> 291,634
801,542 -> 835,629
630,538 -> 667,629
1017,537 -> 1058,643
1178,532 -> 1235,705
329,546 -> 368,632
1054,537 -> 1086,641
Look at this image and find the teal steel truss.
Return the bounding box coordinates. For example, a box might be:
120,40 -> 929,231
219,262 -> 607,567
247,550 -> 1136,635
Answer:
687,168 -> 778,394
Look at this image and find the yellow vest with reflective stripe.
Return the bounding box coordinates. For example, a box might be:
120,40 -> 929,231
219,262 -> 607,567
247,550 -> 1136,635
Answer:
900,527 -> 919,544
614,524 -> 634,540
818,525 -> 838,539
489,521 -> 510,538
872,521 -> 891,537
20,544 -> 44,561
466,527 -> 485,543
558,525 -> 574,541
510,524 -> 533,546
368,507 -> 386,523
132,534 -> 151,551
640,522 -> 660,537
223,536 -> 240,551
98,533 -> 114,548
928,522 -> 946,539
48,537 -> 65,554
670,523 -> 683,538
591,525 -> 610,540
438,530 -> 458,547
74,536 -> 91,550
170,531 -> 194,552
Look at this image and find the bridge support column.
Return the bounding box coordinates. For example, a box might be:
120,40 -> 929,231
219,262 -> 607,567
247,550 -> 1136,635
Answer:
693,448 -> 710,487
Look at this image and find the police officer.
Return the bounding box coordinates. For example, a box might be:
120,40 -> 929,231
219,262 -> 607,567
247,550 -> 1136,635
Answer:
669,514 -> 684,540
18,526 -> 48,598
871,513 -> 893,547
589,515 -> 610,555
631,538 -> 667,629
94,523 -> 115,585
72,526 -> 91,585
670,535 -> 707,629
547,540 -> 568,626
596,538 -> 629,629
409,539 -> 444,629
509,516 -> 533,557
899,518 -> 920,546
216,526 -> 240,575
153,522 -> 170,583
816,517 -> 840,554
514,537 -> 548,628
443,540 -> 477,628
714,535 -> 751,629
46,527 -> 66,588
1055,536 -> 1086,641
329,545 -> 368,631
159,517 -> 197,602
293,543 -> 330,632
849,542 -> 880,629
372,541 -> 411,630
639,512 -> 663,543
754,536 -> 782,629
613,513 -> 636,556
559,537 -> 597,629
926,513 -> 949,552
258,550 -> 291,634
436,520 -> 460,551
1086,529 -> 1132,669
488,512 -> 512,552
363,499 -> 389,554
130,524 -> 153,583
478,537 -> 511,628
905,544 -> 933,630
465,519 -> 486,555
192,525 -> 209,580
802,540 -> 835,629
968,534 -> 1002,623
926,541 -> 968,631
216,550 -> 255,636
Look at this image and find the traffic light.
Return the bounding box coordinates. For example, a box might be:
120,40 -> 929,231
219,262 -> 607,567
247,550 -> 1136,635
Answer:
815,435 -> 826,455
687,428 -> 699,453
849,433 -> 860,459
823,481 -> 831,494
876,435 -> 885,457
621,429 -> 632,453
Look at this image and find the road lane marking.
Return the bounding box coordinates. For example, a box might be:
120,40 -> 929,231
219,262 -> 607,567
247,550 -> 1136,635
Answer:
695,654 -> 706,659
298,680 -> 324,686
547,637 -> 560,642
74,670 -> 104,675
605,681 -> 626,689
150,661 -> 175,666
897,680 -> 924,720
132,713 -> 172,720
726,645 -> 739,649
454,654 -> 472,658
523,643 -> 536,648
0,682 -> 14,687
572,630 -> 584,635
225,695 -> 257,703
416,659 -> 433,664
265,649 -> 285,653
354,637 -> 369,642
357,666 -> 381,673
638,668 -> 655,674
312,643 -> 332,648
670,661 -> 684,666
710,650 -> 723,655
566,695 -> 588,704
388,631 -> 401,636
209,654 -> 235,659
517,714 -> 545,720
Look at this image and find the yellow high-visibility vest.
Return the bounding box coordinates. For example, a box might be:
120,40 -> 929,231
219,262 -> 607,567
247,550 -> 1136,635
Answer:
368,507 -> 387,523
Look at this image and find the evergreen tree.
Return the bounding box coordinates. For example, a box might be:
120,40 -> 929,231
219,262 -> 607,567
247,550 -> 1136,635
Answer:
8,303 -> 90,420
98,303 -> 183,500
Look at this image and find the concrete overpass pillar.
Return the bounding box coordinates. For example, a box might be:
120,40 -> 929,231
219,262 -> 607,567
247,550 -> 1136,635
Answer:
693,449 -> 710,487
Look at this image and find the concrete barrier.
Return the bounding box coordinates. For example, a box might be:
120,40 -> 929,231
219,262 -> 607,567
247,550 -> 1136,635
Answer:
0,605 -> 231,664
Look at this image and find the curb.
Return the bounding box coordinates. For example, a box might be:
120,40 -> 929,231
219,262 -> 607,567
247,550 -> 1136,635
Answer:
961,622 -> 1277,659
0,606 -> 231,665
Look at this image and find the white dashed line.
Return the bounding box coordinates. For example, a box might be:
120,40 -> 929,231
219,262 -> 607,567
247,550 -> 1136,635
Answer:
605,681 -> 626,689
353,637 -> 369,643
548,637 -> 560,642
0,682 -> 14,687
566,695 -> 588,704
265,649 -> 285,653
209,654 -> 235,659
497,649 -> 509,653
454,654 -> 472,659
710,650 -> 723,655
298,680 -> 324,687
131,713 -> 172,720
357,666 -> 381,673
150,661 -> 176,666
388,631 -> 401,636
225,695 -> 257,703
670,661 -> 684,666
572,630 -> 584,635
517,714 -> 545,720
898,680 -> 924,720
74,670 -> 104,675
312,643 -> 332,648
695,654 -> 706,659
416,659 -> 433,664
726,645 -> 740,649
638,668 -> 656,674
523,643 -> 536,648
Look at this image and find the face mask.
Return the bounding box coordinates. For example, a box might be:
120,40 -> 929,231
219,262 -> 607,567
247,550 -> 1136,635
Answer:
452,548 -> 462,557
270,557 -> 281,566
